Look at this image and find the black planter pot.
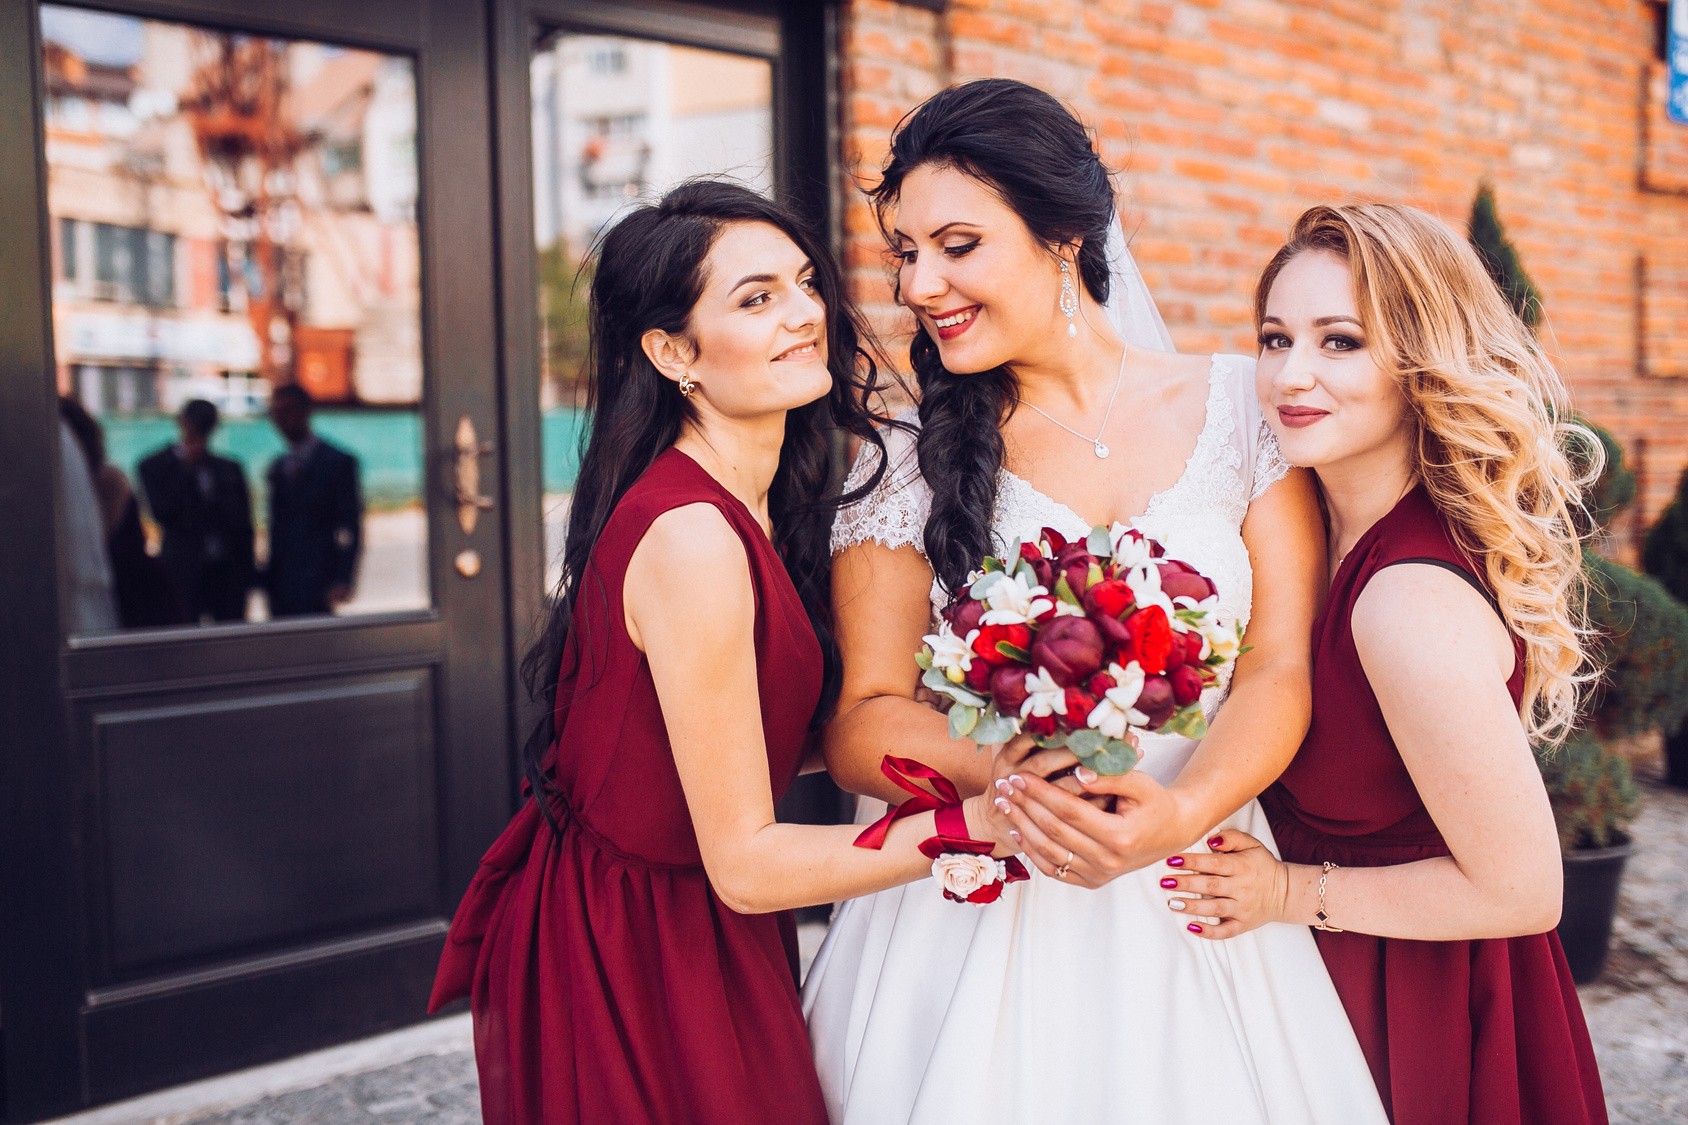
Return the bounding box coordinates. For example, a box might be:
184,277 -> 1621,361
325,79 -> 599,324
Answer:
1666,726 -> 1688,788
1557,839 -> 1632,985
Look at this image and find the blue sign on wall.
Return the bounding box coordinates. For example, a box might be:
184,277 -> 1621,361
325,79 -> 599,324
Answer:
1673,0 -> 1688,124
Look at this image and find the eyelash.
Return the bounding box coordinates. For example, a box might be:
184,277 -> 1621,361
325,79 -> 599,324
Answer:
742,275 -> 818,308
1258,333 -> 1363,351
896,240 -> 979,264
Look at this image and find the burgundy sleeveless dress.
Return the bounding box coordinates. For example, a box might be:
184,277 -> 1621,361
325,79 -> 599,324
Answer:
1260,486 -> 1607,1125
430,449 -> 828,1125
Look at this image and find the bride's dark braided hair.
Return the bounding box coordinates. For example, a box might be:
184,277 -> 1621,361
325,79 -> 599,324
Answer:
868,79 -> 1118,596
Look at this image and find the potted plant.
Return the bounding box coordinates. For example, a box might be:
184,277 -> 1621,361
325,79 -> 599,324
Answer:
1538,729 -> 1641,983
1643,462 -> 1688,787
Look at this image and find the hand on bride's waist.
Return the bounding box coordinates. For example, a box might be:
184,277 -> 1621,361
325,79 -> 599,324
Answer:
993,741 -> 1204,888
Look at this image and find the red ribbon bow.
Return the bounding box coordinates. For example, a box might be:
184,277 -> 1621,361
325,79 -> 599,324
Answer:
853,756 -> 1028,902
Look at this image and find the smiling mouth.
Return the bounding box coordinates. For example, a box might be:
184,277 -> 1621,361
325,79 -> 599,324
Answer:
773,341 -> 819,361
928,305 -> 980,340
1277,406 -> 1329,429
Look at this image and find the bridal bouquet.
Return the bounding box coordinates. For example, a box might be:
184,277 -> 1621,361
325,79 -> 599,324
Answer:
916,525 -> 1244,775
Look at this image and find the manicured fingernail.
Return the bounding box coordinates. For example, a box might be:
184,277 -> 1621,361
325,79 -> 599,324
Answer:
1168,898 -> 1186,911
1075,767 -> 1097,784
1187,923 -> 1203,934
995,797 -> 1011,814
995,779 -> 1013,795
1008,829 -> 1022,841
1160,877 -> 1178,889
1009,775 -> 1027,790
1166,856 -> 1185,867
1208,835 -> 1224,848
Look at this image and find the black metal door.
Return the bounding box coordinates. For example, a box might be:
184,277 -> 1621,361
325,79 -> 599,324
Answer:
0,0 -> 512,1117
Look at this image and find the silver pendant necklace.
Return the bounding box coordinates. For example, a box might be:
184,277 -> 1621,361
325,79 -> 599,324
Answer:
1019,345 -> 1127,459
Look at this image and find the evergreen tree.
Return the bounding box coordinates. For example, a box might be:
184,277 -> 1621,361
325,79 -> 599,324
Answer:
1468,181 -> 1544,329
1644,463 -> 1688,604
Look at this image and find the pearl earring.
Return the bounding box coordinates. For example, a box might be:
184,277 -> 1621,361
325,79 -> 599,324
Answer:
1059,259 -> 1078,337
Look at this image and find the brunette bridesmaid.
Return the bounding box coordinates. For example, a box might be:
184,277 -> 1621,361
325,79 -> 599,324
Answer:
1152,204 -> 1608,1124
429,181 -> 1015,1124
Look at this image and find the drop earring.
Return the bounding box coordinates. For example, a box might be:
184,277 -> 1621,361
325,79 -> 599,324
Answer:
1059,259 -> 1078,337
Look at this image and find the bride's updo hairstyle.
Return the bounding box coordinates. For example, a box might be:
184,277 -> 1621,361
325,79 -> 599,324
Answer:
521,180 -> 893,821
1253,203 -> 1598,745
868,78 -> 1117,596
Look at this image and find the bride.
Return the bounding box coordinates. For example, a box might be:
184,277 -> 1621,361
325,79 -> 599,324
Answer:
802,79 -> 1388,1123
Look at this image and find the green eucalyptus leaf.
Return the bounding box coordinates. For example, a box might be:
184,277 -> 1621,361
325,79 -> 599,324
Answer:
1032,731 -> 1070,749
996,642 -> 1032,663
1066,728 -> 1107,754
971,571 -> 1004,600
1054,574 -> 1081,606
1089,739 -> 1139,775
1014,559 -> 1037,585
922,666 -> 987,708
971,706 -> 1021,746
915,651 -> 933,670
1087,526 -> 1114,558
1004,538 -> 1022,568
949,704 -> 980,740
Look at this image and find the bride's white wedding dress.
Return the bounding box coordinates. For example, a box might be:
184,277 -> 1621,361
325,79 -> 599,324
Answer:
803,353 -> 1388,1124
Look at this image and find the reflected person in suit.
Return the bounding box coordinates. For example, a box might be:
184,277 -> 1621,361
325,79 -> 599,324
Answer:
264,384 -> 362,616
137,398 -> 256,623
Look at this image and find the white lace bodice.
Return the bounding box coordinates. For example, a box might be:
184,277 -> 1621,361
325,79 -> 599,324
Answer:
831,354 -> 1289,777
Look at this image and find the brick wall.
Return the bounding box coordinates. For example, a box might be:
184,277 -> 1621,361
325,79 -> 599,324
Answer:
837,0 -> 1688,548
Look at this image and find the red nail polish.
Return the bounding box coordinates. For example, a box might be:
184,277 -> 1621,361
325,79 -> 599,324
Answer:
1160,877 -> 1178,889
1166,856 -> 1185,867
1187,923 -> 1203,934
1208,835 -> 1224,848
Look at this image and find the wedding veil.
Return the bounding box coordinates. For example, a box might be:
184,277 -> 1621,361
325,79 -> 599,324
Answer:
1102,212 -> 1176,353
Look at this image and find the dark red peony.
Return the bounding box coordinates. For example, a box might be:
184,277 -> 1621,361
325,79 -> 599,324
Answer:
1159,559 -> 1218,604
1168,663 -> 1204,706
990,663 -> 1032,714
1029,616 -> 1105,687
1136,674 -> 1176,728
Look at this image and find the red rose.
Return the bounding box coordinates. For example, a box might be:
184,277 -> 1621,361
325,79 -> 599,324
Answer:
964,659 -> 993,692
1087,671 -> 1117,698
1062,688 -> 1097,730
1024,711 -> 1058,737
1183,630 -> 1206,665
1030,616 -> 1105,687
1136,674 -> 1176,729
1160,560 -> 1218,603
1125,605 -> 1174,675
946,595 -> 987,636
1168,663 -> 1203,706
990,663 -> 1033,713
973,622 -> 1032,665
1083,577 -> 1135,620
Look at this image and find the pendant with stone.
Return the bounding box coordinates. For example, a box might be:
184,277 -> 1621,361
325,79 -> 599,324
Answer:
1094,442 -> 1109,458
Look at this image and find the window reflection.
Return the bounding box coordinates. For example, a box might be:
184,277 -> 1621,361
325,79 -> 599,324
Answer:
530,33 -> 774,588
42,5 -> 429,632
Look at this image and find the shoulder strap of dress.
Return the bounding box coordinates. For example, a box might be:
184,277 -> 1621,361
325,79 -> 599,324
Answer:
1379,556 -> 1502,619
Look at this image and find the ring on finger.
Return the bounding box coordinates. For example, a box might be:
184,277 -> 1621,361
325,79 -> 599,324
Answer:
1054,849 -> 1073,880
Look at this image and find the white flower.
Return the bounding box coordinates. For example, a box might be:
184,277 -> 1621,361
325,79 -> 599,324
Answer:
1019,667 -> 1068,719
1124,558 -> 1177,621
980,570 -> 1053,625
1198,615 -> 1242,663
932,853 -> 1005,902
1110,523 -> 1156,570
1053,600 -> 1088,618
922,621 -> 977,683
1087,660 -> 1149,738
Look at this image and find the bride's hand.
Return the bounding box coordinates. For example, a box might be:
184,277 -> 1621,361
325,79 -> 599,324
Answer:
995,763 -> 1199,887
1161,830 -> 1291,939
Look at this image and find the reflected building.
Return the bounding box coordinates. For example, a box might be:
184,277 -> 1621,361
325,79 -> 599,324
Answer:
43,11 -> 422,417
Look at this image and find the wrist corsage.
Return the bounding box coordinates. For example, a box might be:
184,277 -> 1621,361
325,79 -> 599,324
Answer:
854,756 -> 1028,906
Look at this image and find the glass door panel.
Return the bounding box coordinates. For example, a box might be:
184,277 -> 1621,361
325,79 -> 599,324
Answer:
42,4 -> 429,632
529,31 -> 773,588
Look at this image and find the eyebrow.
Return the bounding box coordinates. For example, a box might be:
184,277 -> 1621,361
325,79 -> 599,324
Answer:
729,261 -> 814,293
1259,314 -> 1363,327
889,221 -> 981,243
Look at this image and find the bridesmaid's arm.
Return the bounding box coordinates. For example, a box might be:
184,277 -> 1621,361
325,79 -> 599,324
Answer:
628,505 -> 1010,915
994,468 -> 1324,884
1166,563 -> 1563,940
820,539 -> 998,804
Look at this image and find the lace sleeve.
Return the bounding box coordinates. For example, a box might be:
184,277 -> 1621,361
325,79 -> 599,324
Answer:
1251,417 -> 1291,500
830,412 -> 931,557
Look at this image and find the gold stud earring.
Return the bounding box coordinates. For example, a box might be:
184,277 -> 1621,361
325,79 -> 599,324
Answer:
678,373 -> 697,398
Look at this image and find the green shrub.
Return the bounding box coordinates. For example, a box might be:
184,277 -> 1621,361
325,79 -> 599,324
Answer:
1643,462 -> 1688,605
1536,727 -> 1640,850
1468,181 -> 1544,329
1567,417 -> 1634,538
1582,550 -> 1688,741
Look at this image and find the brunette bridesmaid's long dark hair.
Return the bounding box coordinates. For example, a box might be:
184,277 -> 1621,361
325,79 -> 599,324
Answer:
868,79 -> 1118,596
520,180 -> 893,824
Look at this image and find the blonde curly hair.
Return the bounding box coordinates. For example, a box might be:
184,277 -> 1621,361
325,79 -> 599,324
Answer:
1254,203 -> 1600,746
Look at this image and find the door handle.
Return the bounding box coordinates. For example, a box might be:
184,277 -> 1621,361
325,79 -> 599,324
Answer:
454,414 -> 495,535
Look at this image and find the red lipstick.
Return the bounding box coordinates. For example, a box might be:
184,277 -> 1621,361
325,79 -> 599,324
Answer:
1277,406 -> 1329,429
